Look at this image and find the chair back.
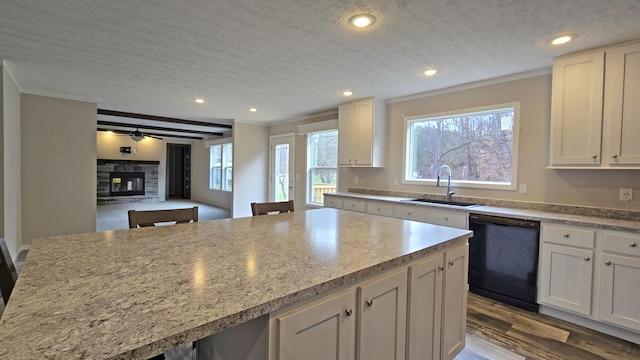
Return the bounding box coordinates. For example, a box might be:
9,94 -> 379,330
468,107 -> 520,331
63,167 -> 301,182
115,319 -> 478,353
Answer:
251,200 -> 295,216
0,237 -> 18,305
128,206 -> 198,228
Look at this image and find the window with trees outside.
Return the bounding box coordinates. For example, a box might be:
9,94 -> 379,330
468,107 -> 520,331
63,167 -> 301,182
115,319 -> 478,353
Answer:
209,143 -> 233,191
307,130 -> 338,206
404,102 -> 520,190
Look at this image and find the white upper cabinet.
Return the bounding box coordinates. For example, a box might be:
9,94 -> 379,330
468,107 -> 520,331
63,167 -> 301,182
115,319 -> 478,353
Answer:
604,42 -> 640,165
550,51 -> 604,166
338,97 -> 385,167
550,40 -> 640,168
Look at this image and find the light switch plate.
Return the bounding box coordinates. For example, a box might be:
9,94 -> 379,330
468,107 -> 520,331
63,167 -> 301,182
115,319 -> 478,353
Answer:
620,188 -> 633,201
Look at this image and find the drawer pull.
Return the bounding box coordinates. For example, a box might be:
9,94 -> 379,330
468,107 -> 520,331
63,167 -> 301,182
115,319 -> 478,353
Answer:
592,154 -> 597,159
366,299 -> 373,307
444,217 -> 449,221
563,233 -> 570,238
408,212 -> 412,215
345,308 -> 353,317
377,208 -> 380,211
605,261 -> 612,266
631,242 -> 637,248
584,256 -> 590,261
612,154 -> 618,159
448,261 -> 454,266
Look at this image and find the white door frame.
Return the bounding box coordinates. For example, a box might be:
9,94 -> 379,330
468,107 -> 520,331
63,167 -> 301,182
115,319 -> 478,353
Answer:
269,133 -> 295,202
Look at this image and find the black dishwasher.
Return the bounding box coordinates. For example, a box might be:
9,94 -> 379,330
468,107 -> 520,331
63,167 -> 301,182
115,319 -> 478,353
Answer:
468,213 -> 540,312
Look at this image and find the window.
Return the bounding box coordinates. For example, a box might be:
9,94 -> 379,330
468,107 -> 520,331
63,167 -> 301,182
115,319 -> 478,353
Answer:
209,143 -> 233,191
404,102 -> 519,190
307,130 -> 338,205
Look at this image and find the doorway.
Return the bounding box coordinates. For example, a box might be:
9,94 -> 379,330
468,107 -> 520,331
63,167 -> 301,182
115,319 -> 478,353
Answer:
269,134 -> 295,202
166,144 -> 191,199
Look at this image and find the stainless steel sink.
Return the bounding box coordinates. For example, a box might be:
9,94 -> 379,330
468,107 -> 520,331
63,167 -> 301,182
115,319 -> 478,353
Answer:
401,198 -> 477,207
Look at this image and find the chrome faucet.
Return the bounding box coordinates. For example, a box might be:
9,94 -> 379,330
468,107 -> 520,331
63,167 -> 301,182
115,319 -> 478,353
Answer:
436,165 -> 455,201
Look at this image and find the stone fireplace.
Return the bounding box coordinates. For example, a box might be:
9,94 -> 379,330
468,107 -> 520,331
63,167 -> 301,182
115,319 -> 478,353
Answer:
97,159 -> 160,204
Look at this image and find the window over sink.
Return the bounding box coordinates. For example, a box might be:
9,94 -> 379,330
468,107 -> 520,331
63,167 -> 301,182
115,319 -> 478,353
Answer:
403,102 -> 520,190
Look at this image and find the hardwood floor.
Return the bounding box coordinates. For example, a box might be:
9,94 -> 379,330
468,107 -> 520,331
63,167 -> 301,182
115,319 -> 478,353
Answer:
458,293 -> 640,360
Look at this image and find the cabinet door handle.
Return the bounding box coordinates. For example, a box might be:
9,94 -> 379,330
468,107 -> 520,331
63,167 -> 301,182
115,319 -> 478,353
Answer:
448,260 -> 454,266
366,299 -> 373,307
631,242 -> 637,248
408,212 -> 412,215
612,154 -> 618,159
584,256 -> 591,261
605,261 -> 612,266
592,154 -> 597,159
345,308 -> 353,317
444,217 -> 449,221
438,266 -> 444,272
563,233 -> 570,238
377,208 -> 380,211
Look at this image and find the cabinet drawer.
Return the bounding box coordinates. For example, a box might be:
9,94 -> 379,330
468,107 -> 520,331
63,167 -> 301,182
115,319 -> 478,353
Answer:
394,205 -> 427,222
324,197 -> 343,209
366,202 -> 394,217
426,210 -> 468,229
602,231 -> 640,257
542,224 -> 595,248
343,199 -> 366,213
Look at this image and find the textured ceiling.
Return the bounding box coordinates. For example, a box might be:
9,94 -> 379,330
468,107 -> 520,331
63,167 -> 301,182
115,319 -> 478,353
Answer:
1,0 -> 640,125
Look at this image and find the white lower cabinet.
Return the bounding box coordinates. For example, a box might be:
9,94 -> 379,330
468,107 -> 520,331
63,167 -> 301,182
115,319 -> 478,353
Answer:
426,209 -> 468,230
357,268 -> 407,360
277,289 -> 357,360
407,254 -> 443,360
394,204 -> 427,222
539,243 -> 594,316
599,232 -> 640,331
271,244 -> 468,360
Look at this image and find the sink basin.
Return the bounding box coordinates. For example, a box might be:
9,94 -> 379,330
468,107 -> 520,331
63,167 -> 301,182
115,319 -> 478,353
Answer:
401,198 -> 477,207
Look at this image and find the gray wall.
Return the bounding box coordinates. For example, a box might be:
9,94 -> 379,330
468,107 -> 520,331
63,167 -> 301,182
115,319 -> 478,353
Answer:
21,94 -> 97,247
3,67 -> 21,259
232,122 -> 268,218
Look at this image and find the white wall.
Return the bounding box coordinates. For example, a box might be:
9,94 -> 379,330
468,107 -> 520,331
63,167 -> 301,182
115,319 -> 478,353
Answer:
232,122 -> 268,218
21,94 -> 96,247
3,67 -> 21,258
339,74 -> 640,211
191,139 -> 233,209
96,131 -> 171,200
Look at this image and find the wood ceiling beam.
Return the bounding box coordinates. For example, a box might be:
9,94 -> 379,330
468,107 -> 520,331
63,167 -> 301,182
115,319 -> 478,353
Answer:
97,109 -> 233,129
97,120 -> 225,136
97,128 -> 204,140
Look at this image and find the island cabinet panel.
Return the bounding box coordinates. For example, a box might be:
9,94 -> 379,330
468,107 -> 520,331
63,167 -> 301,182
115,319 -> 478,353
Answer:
277,289 -> 357,360
441,244 -> 469,360
406,254 -> 443,360
357,268 -> 407,360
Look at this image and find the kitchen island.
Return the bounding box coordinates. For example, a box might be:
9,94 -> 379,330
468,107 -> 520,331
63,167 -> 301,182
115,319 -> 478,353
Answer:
0,208 -> 471,359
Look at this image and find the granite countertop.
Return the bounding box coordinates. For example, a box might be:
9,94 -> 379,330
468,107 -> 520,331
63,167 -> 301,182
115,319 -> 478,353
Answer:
325,192 -> 640,234
0,208 -> 471,360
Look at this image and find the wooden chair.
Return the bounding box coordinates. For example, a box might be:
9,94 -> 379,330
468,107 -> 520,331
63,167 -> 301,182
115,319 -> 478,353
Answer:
128,206 -> 198,228
251,200 -> 294,216
0,237 -> 18,305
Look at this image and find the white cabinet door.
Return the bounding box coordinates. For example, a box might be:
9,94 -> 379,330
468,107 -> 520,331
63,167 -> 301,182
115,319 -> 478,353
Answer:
277,289 -> 357,360
343,199 -> 367,213
325,197 -> 343,209
337,97 -> 384,167
441,244 -> 468,360
357,268 -> 407,360
407,254 -> 443,360
539,243 -> 593,316
366,202 -> 394,217
605,42 -> 640,165
338,101 -> 357,166
599,254 -> 640,331
550,51 -> 605,165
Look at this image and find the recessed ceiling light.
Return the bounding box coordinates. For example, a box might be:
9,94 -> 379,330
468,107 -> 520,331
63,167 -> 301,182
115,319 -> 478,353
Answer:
248,107 -> 258,112
193,98 -> 205,104
342,90 -> 353,96
349,14 -> 376,28
422,69 -> 438,77
551,35 -> 573,45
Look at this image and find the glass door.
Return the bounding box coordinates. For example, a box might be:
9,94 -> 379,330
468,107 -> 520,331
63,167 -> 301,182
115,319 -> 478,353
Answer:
270,134 -> 295,202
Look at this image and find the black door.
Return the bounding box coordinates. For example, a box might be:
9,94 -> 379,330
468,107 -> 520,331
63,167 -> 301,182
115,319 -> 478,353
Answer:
167,144 -> 191,199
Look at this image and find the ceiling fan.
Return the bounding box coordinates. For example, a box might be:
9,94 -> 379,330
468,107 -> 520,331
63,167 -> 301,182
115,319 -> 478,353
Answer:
128,128 -> 163,142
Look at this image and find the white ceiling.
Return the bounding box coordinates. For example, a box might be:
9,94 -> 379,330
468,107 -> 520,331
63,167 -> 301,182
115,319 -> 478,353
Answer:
2,0 -> 640,127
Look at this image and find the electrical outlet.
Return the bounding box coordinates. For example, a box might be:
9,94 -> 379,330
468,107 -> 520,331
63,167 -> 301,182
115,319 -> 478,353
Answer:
620,188 -> 633,201
518,183 -> 528,195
